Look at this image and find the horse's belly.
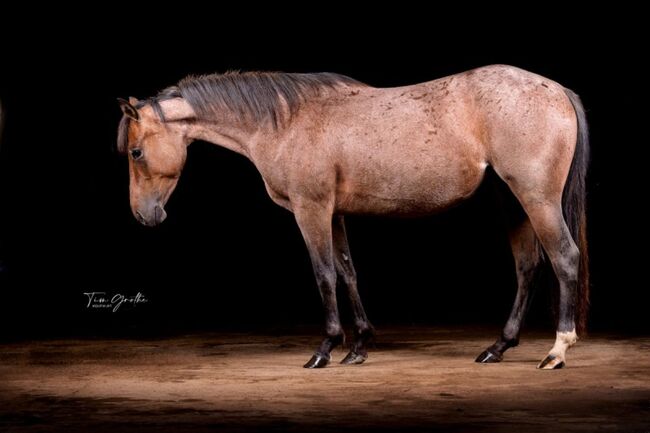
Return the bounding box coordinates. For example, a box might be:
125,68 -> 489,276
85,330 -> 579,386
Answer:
335,161 -> 486,216
336,192 -> 452,215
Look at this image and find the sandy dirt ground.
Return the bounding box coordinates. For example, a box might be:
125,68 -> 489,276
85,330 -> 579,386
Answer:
1,327 -> 649,433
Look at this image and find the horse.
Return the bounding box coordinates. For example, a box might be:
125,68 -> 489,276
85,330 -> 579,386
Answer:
117,65 -> 589,370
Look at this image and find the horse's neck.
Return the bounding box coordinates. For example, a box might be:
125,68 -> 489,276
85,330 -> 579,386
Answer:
159,97 -> 261,159
184,120 -> 257,159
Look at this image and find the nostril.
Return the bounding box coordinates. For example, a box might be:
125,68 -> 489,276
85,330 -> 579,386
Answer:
136,211 -> 146,224
154,205 -> 165,224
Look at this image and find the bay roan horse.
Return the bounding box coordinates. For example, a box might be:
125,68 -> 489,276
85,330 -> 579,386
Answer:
117,65 -> 589,370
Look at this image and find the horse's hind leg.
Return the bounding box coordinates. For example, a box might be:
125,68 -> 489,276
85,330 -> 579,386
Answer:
476,216 -> 542,363
294,201 -> 345,369
496,156 -> 579,369
332,215 -> 375,365
522,202 -> 580,369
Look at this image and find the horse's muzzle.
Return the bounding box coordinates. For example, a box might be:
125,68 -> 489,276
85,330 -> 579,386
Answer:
134,204 -> 167,227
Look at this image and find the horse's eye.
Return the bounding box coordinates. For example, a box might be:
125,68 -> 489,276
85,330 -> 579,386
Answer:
130,148 -> 143,160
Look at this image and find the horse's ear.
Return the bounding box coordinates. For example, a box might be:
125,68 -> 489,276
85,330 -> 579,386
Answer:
117,97 -> 139,121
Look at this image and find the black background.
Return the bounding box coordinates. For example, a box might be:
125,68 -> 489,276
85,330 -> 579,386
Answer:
0,11 -> 645,340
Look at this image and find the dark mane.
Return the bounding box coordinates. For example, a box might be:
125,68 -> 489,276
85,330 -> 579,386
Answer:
117,71 -> 364,154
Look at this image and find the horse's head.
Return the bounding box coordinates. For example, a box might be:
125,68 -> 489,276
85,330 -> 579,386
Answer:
117,97 -> 189,227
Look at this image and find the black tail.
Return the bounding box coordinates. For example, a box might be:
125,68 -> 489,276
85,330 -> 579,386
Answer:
562,88 -> 590,334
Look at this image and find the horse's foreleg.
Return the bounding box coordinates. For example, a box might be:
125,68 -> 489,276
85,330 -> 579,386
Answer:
332,215 -> 375,365
476,217 -> 541,363
294,202 -> 345,369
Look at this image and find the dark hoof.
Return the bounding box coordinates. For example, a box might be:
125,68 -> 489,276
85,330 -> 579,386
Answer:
303,353 -> 331,369
537,354 -> 565,370
340,351 -> 368,365
475,350 -> 503,363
